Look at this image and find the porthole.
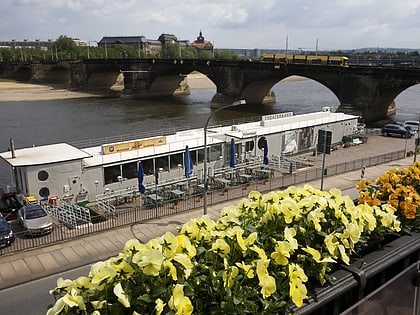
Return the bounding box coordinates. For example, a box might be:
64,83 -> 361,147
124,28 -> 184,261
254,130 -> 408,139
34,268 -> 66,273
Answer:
257,137 -> 267,150
38,170 -> 49,181
39,187 -> 50,198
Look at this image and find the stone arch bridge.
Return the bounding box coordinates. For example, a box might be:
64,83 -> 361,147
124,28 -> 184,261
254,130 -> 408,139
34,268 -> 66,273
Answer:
1,58 -> 420,122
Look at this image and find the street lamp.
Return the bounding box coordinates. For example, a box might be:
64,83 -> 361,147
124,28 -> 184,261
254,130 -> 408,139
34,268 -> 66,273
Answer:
203,99 -> 246,214
154,167 -> 164,215
177,164 -> 182,179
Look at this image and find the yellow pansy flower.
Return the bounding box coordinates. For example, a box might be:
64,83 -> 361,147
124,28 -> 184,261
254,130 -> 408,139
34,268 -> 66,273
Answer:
136,249 -> 164,276
168,284 -> 193,315
90,261 -> 117,285
210,238 -> 231,258
62,288 -> 86,310
271,241 -> 293,265
164,260 -> 178,281
236,261 -> 255,278
223,265 -> 239,288
251,245 -> 267,259
114,282 -> 130,308
176,234 -> 197,258
260,274 -> 277,298
155,298 -> 166,315
161,231 -> 179,258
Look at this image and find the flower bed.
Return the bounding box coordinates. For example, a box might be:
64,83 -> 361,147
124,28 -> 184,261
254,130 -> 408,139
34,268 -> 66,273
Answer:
47,183 -> 405,314
356,162 -> 420,233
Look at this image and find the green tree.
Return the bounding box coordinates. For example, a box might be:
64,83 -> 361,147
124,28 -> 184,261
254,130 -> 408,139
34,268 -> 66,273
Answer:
161,43 -> 181,58
180,47 -> 197,59
53,35 -> 78,55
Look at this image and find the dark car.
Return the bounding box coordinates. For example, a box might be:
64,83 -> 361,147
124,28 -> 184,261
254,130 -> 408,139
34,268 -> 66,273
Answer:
381,124 -> 413,138
18,204 -> 53,236
0,213 -> 15,247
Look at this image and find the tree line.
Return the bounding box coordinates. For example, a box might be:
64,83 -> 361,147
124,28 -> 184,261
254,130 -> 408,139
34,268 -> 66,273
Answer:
0,35 -> 240,62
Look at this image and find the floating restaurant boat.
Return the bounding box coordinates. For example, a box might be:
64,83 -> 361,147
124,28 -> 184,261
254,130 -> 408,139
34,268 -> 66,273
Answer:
0,108 -> 359,204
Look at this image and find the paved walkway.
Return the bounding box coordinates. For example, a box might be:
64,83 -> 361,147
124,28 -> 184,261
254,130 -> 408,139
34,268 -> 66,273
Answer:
0,135 -> 417,290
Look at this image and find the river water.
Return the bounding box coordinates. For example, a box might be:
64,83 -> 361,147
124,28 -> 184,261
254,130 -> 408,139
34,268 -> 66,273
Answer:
0,79 -> 419,188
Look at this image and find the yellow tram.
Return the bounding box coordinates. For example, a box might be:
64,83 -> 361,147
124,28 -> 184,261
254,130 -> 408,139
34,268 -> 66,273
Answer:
261,53 -> 349,67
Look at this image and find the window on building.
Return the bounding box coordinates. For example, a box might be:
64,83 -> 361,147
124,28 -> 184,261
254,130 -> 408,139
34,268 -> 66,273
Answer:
122,162 -> 137,180
170,152 -> 183,169
155,156 -> 169,172
104,165 -> 121,184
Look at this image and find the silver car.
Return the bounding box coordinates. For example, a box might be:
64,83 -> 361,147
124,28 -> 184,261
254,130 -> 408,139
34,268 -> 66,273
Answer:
18,204 -> 53,236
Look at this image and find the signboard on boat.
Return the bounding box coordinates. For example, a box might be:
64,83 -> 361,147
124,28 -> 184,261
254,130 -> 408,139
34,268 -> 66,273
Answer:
101,136 -> 167,155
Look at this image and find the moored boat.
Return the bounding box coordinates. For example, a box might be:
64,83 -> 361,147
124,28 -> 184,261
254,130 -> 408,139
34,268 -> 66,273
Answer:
0,109 -> 359,205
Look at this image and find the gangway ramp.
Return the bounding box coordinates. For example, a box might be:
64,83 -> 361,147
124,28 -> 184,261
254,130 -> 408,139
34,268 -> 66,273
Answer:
46,202 -> 92,229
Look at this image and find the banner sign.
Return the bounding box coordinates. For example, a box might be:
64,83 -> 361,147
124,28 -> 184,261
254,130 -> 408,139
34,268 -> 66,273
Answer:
102,136 -> 167,155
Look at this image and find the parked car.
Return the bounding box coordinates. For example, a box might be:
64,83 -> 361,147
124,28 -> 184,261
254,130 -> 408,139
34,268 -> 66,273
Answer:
404,120 -> 419,132
18,204 -> 53,236
0,213 -> 15,247
381,124 -> 414,138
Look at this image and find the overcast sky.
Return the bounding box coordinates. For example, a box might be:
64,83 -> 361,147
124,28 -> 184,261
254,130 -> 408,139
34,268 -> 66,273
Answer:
2,0 -> 420,51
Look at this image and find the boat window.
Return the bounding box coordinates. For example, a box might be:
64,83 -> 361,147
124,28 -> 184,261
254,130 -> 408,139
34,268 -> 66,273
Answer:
170,153 -> 183,169
197,148 -> 204,164
104,165 -> 121,184
245,140 -> 255,152
37,170 -> 49,181
122,162 -> 137,180
142,159 -> 154,176
155,156 -> 169,172
209,144 -> 222,161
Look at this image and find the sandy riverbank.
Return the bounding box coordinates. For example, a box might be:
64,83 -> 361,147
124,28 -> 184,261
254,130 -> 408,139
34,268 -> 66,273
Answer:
0,74 -> 306,102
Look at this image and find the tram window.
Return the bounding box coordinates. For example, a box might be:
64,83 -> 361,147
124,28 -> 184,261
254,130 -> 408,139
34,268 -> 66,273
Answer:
104,165 -> 121,184
122,162 -> 137,179
156,156 -> 169,171
170,153 -> 183,169
142,159 -> 154,176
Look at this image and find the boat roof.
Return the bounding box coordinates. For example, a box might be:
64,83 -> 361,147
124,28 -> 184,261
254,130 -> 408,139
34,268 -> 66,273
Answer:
0,143 -> 92,167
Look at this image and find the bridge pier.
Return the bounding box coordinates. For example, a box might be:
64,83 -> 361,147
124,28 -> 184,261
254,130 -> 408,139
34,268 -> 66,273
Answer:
121,68 -> 190,98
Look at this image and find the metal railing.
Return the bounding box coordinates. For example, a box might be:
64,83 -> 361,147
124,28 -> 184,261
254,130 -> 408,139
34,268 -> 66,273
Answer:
0,149 -> 406,256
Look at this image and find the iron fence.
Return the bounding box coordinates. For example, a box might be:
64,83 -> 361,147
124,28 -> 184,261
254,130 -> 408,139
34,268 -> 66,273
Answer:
0,149 -> 406,256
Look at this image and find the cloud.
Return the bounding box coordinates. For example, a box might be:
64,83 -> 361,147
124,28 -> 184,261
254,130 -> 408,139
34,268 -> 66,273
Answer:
1,0 -> 420,49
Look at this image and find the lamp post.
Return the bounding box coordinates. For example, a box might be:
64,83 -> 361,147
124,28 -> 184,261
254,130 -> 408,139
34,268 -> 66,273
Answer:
177,164 -> 182,179
154,167 -> 163,215
203,99 -> 246,215
414,115 -> 420,163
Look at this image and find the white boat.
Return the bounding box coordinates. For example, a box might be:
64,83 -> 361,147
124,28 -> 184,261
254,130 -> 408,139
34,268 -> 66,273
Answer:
0,109 -> 359,204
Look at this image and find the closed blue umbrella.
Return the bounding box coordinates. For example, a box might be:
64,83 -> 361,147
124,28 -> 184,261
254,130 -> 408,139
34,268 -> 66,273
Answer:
230,138 -> 237,168
138,161 -> 146,194
263,139 -> 269,165
184,145 -> 193,178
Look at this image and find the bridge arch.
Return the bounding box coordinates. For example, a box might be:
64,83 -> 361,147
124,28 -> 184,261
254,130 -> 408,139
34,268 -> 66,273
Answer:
14,66 -> 31,82
44,66 -> 70,84
240,74 -> 340,111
